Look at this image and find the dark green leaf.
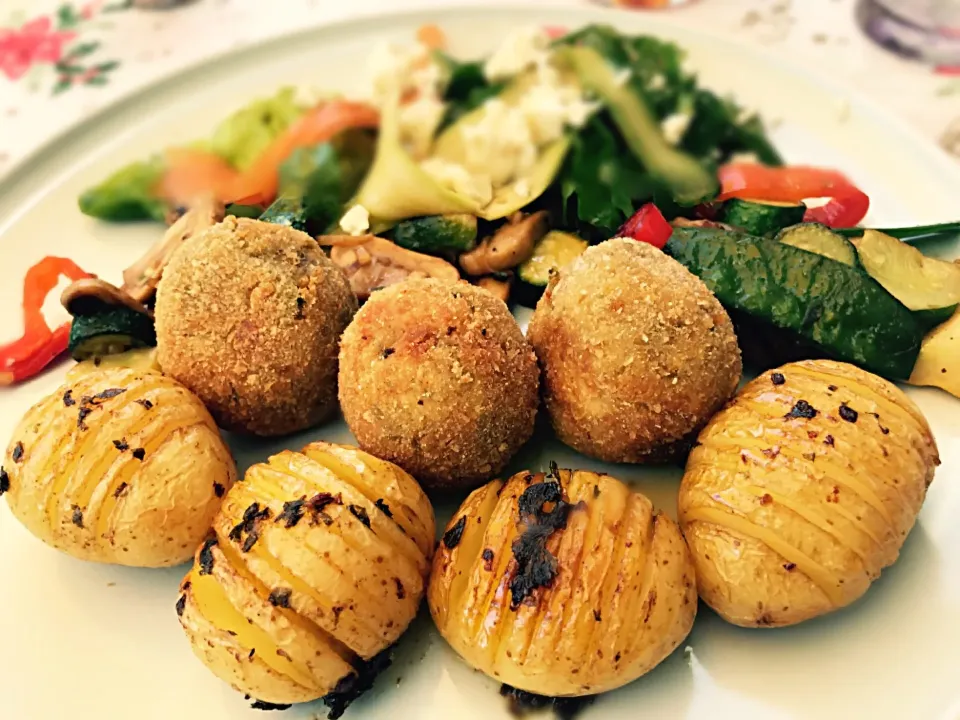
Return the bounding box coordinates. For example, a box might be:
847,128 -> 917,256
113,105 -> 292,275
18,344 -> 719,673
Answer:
78,157 -> 167,222
435,51 -> 506,131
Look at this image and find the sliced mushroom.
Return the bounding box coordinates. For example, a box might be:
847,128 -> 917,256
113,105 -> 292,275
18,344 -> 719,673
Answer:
61,278 -> 153,318
329,236 -> 459,301
122,197 -> 223,303
476,275 -> 513,303
459,210 -> 549,276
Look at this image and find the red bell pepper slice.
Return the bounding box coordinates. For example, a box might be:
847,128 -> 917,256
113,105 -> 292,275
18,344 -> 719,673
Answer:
0,256 -> 93,386
617,203 -> 674,249
718,163 -> 870,229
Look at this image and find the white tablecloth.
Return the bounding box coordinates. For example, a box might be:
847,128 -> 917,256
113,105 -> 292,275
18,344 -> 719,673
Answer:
2,0 -> 959,180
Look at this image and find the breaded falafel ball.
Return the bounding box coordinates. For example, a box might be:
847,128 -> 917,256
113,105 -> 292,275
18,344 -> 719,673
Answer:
155,217 -> 357,436
528,237 -> 741,464
338,278 -> 539,491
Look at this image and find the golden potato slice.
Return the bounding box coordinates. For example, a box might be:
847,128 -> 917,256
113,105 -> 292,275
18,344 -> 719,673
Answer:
177,442 -> 435,709
679,359 -> 939,628
428,467 -> 696,697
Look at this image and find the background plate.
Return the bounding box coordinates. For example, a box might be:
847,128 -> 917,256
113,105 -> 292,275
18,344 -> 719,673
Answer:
0,5 -> 958,720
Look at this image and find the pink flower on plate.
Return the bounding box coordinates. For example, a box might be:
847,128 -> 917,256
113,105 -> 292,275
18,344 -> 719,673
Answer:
0,17 -> 77,81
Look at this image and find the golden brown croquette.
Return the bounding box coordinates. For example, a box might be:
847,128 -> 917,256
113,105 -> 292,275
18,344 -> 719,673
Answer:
155,217 -> 357,436
338,278 -> 538,491
527,237 -> 741,463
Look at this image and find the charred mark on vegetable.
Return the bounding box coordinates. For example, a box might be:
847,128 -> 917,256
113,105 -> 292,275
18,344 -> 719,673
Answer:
113,439 -> 129,451
593,609 -> 602,622
198,537 -> 218,575
760,494 -> 773,506
113,482 -> 129,498
509,478 -> 573,611
783,562 -> 797,571
136,398 -> 153,410
63,389 -> 75,406
268,588 -> 292,608
307,492 -> 342,525
11,442 -> 23,463
176,594 -> 186,617
499,684 -> 593,720
348,504 -> 371,528
394,578 -> 405,600
785,400 -> 817,419
71,505 -> 84,528
443,516 -> 467,549
322,647 -> 393,720
213,482 -> 225,498
230,503 -> 272,552
250,699 -> 292,711
0,467 -> 8,496
132,447 -> 145,461
839,404 -> 858,423
824,434 -> 835,447
248,648 -> 256,659
374,498 -> 393,517
277,496 -> 307,528
482,548 -> 495,571
93,388 -> 126,402
77,406 -> 93,430
770,372 -> 785,386
381,347 -> 395,358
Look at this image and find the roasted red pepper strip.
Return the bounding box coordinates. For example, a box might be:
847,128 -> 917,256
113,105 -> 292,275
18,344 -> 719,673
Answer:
0,256 -> 93,386
617,203 -> 674,249
718,163 -> 870,228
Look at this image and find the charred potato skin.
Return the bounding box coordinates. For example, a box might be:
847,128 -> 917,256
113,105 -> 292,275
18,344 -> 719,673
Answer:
429,469 -> 697,697
177,442 -> 436,705
339,278 -> 539,491
528,238 -> 742,464
3,368 -> 235,567
679,359 -> 940,628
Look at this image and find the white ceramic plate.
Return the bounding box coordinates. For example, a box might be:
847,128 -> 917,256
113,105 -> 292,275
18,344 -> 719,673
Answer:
1,5 -> 959,720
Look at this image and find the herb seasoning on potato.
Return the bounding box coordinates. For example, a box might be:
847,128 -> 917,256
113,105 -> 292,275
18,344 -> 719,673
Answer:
177,442 -> 435,712
3,367 -> 236,567
429,466 -> 696,697
679,359 -> 940,628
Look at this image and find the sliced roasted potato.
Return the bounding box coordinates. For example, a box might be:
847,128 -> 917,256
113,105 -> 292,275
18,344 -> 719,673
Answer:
679,359 -> 939,628
429,467 -> 696,697
177,442 -> 435,709
909,308 -> 960,398
3,367 -> 235,567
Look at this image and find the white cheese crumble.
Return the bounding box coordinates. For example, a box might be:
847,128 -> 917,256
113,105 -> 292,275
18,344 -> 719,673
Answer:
647,73 -> 666,91
661,111 -> 693,146
339,204 -> 371,236
613,67 -> 632,88
513,178 -> 531,199
727,151 -> 760,164
399,94 -> 447,158
483,26 -> 550,82
420,158 -> 494,208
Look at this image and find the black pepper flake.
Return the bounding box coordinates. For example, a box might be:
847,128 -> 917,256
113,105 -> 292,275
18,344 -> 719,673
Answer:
11,442 -> 23,463
381,347 -> 395,358
230,503 -> 272,552
213,482 -> 225,498
113,482 -> 129,499
394,578 -> 405,600
322,647 -> 393,720
481,328 -> 488,337
71,505 -> 84,528
828,385 -> 838,392
838,404 -> 858,423
593,609 -> 602,622
295,296 -> 306,319
785,400 -> 818,419
824,434 -> 835,447
499,684 -> 593,720
593,485 -> 600,498
132,447 -> 146,461
63,389 -> 75,406
783,562 -> 797,571
113,439 -> 129,452
374,498 -> 392,518
198,536 -> 218,575
509,471 -> 572,610
250,699 -> 292,711
77,406 -> 93,430
442,516 -> 467,549
0,467 -> 8,496
249,648 -> 256,659
268,588 -> 292,608
771,372 -> 785,386
176,594 -> 186,617
348,504 -> 371,528
135,398 -> 153,410
277,496 -> 307,528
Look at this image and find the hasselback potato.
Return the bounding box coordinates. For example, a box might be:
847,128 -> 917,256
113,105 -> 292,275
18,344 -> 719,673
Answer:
679,359 -> 940,628
177,442 -> 435,710
3,367 -> 235,567
429,467 -> 696,697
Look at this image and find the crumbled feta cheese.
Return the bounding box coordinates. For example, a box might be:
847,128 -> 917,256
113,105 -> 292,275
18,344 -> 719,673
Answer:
339,205 -> 370,236
513,178 -> 530,199
399,94 -> 446,158
368,41 -> 445,105
647,73 -> 666,91
421,158 -> 494,208
727,151 -> 760,164
483,26 -> 550,82
661,111 -> 693,145
613,68 -> 632,88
